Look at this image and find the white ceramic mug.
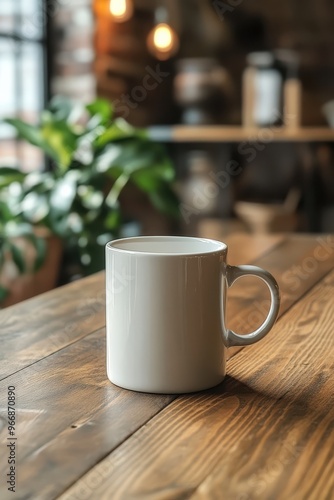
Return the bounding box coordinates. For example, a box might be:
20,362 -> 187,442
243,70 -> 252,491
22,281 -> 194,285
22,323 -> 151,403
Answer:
106,236 -> 280,393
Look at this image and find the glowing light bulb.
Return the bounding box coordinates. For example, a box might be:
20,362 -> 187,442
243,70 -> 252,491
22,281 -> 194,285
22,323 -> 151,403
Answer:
147,23 -> 179,60
109,0 -> 133,22
153,24 -> 173,51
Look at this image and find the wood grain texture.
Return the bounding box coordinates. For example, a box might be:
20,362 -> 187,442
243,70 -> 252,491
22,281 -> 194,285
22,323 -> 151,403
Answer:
193,270 -> 334,500
0,329 -> 174,500
59,269 -> 334,500
0,231 -> 283,500
226,234 -> 334,358
0,235 -> 333,500
0,272 -> 105,380
221,233 -> 284,266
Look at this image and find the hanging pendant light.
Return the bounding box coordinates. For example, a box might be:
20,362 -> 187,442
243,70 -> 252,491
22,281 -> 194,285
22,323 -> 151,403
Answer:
147,6 -> 179,60
109,0 -> 133,22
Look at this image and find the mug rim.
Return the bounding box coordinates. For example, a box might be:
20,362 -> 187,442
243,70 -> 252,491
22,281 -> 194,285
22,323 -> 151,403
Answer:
106,236 -> 227,257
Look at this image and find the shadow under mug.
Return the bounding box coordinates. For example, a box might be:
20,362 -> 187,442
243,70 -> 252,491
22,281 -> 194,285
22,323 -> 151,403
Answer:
106,236 -> 280,394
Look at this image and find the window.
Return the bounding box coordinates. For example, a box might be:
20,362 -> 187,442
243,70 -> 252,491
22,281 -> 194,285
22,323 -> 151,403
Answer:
0,0 -> 50,171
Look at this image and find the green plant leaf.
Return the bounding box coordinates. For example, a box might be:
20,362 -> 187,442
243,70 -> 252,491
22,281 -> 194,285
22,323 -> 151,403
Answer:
0,167 -> 26,188
21,193 -> 49,224
23,171 -> 55,194
79,241 -> 105,275
77,185 -> 104,210
49,216 -> 71,238
0,201 -> 15,223
86,99 -> 113,125
129,172 -> 161,192
4,222 -> 36,239
49,172 -> 77,216
106,172 -> 130,207
26,234 -> 47,271
8,242 -> 26,274
130,158 -> 175,192
147,185 -> 180,218
94,120 -> 146,149
0,285 -> 9,303
41,121 -> 78,171
104,209 -> 121,230
95,139 -> 164,175
4,118 -> 60,164
48,95 -> 75,122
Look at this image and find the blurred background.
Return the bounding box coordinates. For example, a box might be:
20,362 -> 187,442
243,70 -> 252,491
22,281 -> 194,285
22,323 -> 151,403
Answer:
1,0 -> 334,305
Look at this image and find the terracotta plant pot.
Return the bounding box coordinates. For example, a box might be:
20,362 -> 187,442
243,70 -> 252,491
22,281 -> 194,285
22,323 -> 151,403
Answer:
0,228 -> 63,308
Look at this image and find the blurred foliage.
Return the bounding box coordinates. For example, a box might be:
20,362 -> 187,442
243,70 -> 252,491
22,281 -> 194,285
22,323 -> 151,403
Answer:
0,96 -> 179,284
0,201 -> 46,301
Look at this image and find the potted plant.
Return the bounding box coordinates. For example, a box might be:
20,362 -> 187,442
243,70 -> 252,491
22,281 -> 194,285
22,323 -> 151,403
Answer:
0,187 -> 49,306
0,96 -> 179,302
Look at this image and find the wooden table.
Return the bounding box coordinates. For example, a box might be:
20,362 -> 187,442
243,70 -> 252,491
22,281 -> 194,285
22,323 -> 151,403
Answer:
0,234 -> 333,500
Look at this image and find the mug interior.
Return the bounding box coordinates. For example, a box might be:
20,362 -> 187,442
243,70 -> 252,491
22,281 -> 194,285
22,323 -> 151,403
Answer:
107,236 -> 226,255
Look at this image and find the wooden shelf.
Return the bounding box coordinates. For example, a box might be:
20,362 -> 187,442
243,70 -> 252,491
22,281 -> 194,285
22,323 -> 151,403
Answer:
148,126 -> 334,143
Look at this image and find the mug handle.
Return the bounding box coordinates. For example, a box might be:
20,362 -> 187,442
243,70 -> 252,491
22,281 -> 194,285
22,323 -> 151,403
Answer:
223,265 -> 280,347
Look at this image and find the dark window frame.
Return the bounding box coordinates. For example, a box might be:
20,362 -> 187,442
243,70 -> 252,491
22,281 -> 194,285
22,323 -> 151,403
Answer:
0,0 -> 51,167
